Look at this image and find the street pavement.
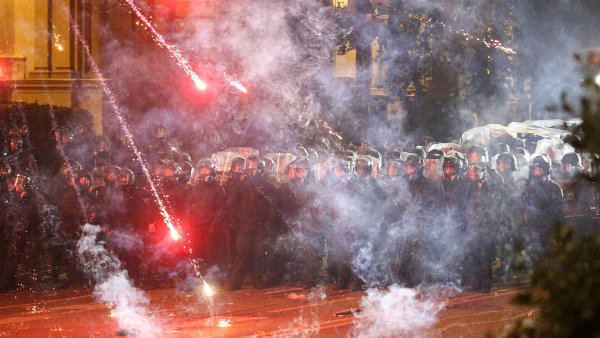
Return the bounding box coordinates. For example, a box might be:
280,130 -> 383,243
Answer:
0,284 -> 531,337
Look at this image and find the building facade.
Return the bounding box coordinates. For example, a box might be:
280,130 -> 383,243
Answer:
0,0 -> 105,132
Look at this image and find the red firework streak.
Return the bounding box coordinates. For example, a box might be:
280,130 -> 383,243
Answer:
123,0 -> 248,94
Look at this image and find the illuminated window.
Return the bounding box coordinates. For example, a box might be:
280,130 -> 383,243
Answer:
333,0 -> 348,10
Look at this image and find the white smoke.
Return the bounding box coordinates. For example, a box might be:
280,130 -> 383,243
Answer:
352,284 -> 451,338
68,1 -> 600,336
77,223 -> 161,336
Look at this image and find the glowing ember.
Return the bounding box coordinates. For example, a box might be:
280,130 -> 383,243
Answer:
52,25 -> 64,51
169,225 -> 180,241
203,281 -> 214,297
231,80 -> 248,94
216,319 -> 232,328
192,74 -> 207,91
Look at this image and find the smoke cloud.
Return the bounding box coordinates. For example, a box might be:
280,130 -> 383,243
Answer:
352,284 -> 453,337
37,0 -> 600,335
77,223 -> 161,336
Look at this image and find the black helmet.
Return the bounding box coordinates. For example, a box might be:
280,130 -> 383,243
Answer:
152,160 -> 180,179
289,157 -> 311,171
466,162 -> 487,182
563,134 -> 583,149
60,161 -> 82,178
405,153 -> 423,167
288,157 -> 311,184
246,155 -> 265,176
104,165 -> 121,183
162,160 -> 181,178
387,160 -> 403,177
413,147 -> 427,161
496,152 -> 518,173
426,149 -> 445,160
513,147 -> 530,167
384,150 -> 402,162
76,171 -> 91,187
561,152 -> 583,177
0,162 -> 12,178
294,146 -> 308,159
119,168 -> 135,187
530,154 -> 551,176
263,157 -> 276,176
194,158 -> 217,183
230,157 -> 246,174
494,143 -> 510,155
561,153 -> 582,167
443,155 -> 463,177
329,156 -> 354,177
178,161 -> 194,183
196,158 -> 217,178
404,153 -> 423,177
467,145 -> 488,164
354,155 -> 373,177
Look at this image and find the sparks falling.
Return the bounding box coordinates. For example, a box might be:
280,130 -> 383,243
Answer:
401,9 -> 517,55
70,19 -> 183,249
51,25 -> 64,51
69,12 -> 215,299
213,65 -> 248,94
280,93 -> 343,141
122,0 -> 207,91
123,0 -> 247,93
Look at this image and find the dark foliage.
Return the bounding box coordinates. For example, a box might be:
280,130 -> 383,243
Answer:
508,53 -> 600,337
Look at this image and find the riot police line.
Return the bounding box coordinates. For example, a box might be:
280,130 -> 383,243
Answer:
0,121 -> 596,293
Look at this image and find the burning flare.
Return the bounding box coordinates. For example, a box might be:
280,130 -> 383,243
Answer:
203,281 -> 214,297
123,0 -> 207,91
216,319 -> 232,328
169,225 -> 180,241
123,0 -> 247,93
192,74 -> 207,91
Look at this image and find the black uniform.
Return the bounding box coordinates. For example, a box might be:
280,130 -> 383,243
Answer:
0,186 -> 41,290
279,179 -> 322,288
224,173 -> 274,290
464,179 -> 497,293
321,174 -> 357,290
347,175 -> 385,287
399,172 -> 444,286
522,176 -> 564,254
57,184 -> 88,286
186,178 -> 227,268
